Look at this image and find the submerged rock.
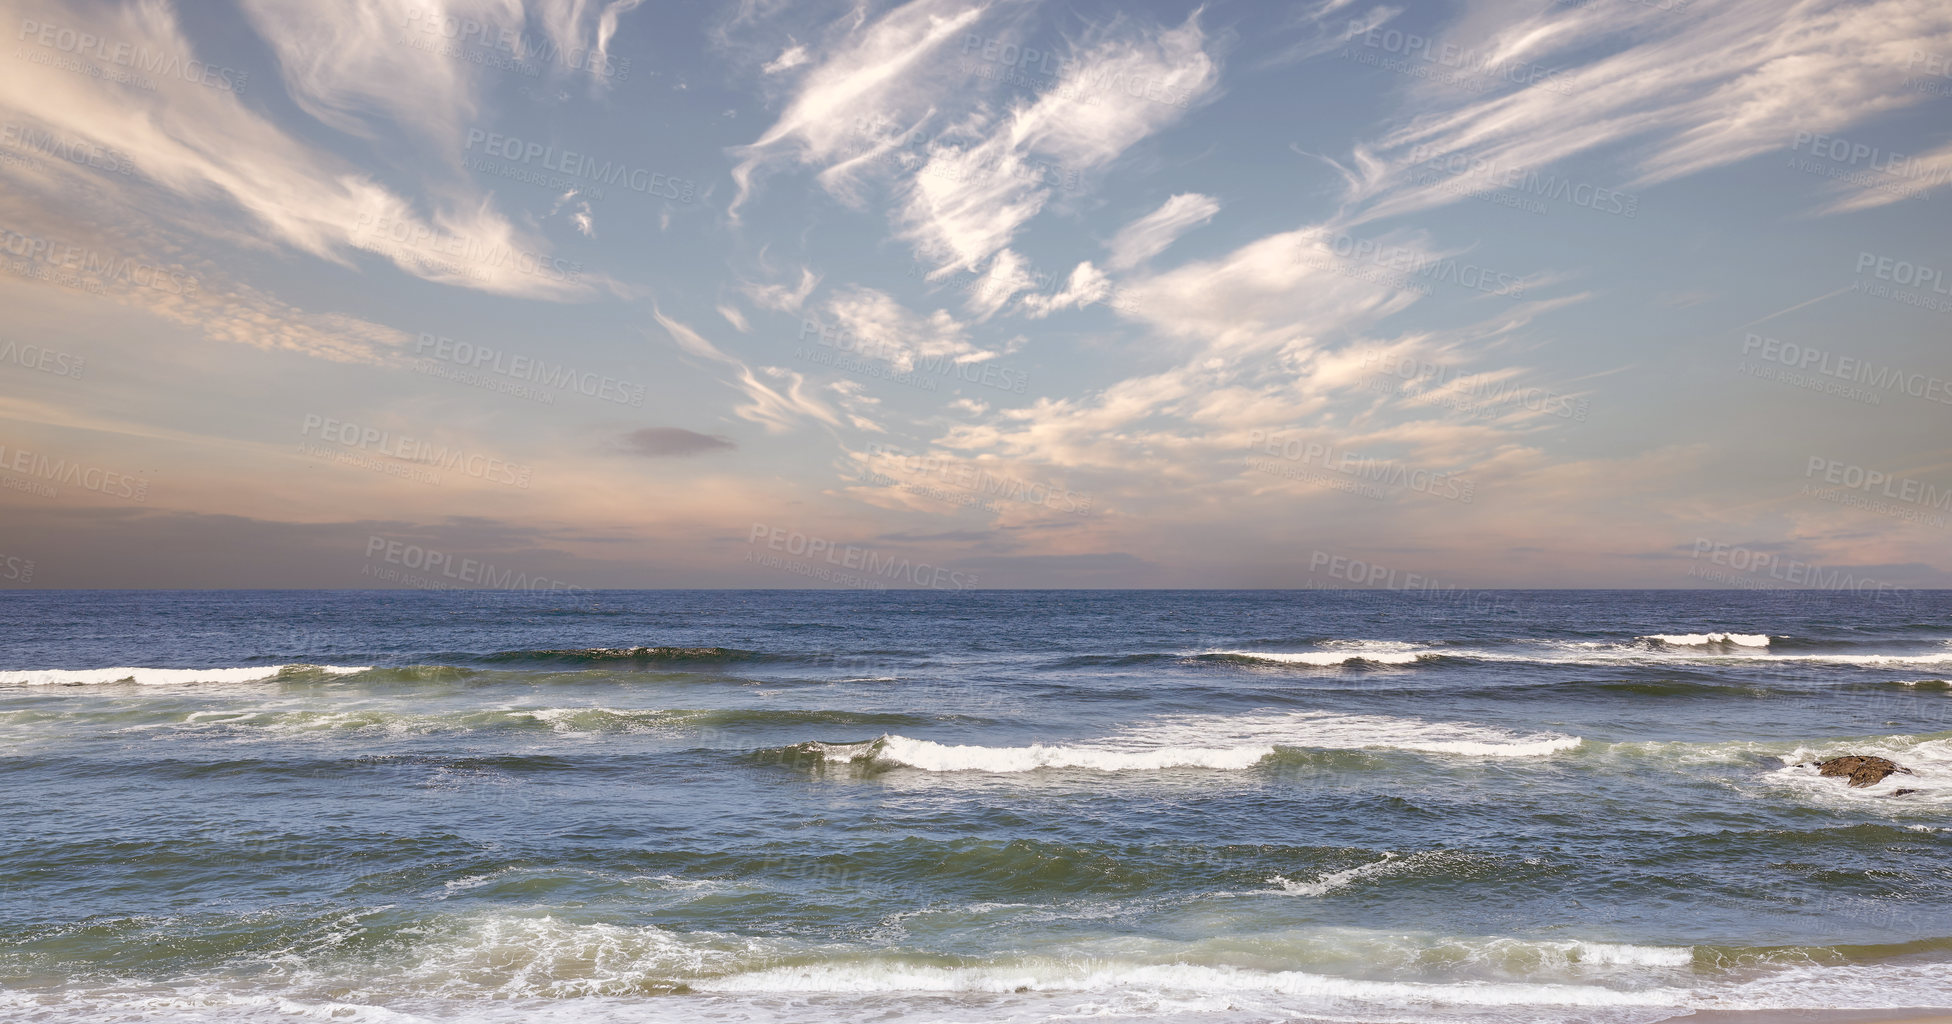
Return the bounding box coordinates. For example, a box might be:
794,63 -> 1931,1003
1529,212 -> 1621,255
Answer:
1814,755 -> 1911,788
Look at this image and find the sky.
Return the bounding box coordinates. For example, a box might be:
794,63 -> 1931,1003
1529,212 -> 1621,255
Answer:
0,0 -> 1949,590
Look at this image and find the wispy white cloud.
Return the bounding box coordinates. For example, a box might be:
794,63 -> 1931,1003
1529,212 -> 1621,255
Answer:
727,0 -> 988,218
820,287 -> 989,371
762,42 -> 811,74
1,0 -> 595,300
1019,261 -> 1110,318
653,306 -> 843,433
1106,192 -> 1219,270
1253,0 -> 1396,70
740,267 -> 821,311
1338,0 -> 1952,225
241,0 -> 644,142
897,11 -> 1221,275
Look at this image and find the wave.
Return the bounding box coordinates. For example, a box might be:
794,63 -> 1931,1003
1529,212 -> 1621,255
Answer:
1269,851 -> 1410,895
1765,735 -> 1952,805
779,710 -> 1581,774
693,959 -> 1690,1006
1192,636 -> 1952,673
480,646 -> 758,665
1199,640 -> 1439,667
1640,632 -> 1771,647
13,906 -> 1952,1022
1590,730 -> 1952,807
1203,649 -> 1430,666
0,704 -> 946,740
1451,647 -> 1952,670
0,664 -> 371,687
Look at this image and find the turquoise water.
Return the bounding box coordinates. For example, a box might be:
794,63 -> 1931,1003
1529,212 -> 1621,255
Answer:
1,589 -> 1950,1022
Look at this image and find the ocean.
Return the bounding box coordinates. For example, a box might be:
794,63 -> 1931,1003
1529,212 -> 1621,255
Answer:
1,588 -> 1949,1023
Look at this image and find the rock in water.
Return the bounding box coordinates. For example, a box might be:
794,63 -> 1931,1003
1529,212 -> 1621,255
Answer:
1815,755 -> 1910,788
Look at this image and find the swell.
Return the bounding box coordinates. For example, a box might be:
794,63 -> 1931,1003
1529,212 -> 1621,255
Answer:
1477,675 -> 1951,699
0,706 -> 953,740
1195,649 -> 1444,668
760,711 -> 1584,775
478,646 -> 761,665
18,910 -> 1952,1011
0,664 -> 374,687
0,837 -> 1546,929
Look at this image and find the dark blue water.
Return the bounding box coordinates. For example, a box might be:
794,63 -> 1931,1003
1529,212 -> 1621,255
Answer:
2,589 -> 1950,1023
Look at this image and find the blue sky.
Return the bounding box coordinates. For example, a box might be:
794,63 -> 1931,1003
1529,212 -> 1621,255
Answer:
1,0 -> 1949,589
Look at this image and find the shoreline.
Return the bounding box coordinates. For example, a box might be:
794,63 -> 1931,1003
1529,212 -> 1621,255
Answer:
1655,1006 -> 1952,1014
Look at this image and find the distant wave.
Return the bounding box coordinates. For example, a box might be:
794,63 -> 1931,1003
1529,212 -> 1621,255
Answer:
1797,652 -> 1952,667
781,710 -> 1581,773
1453,646 -> 1952,669
1203,649 -> 1430,666
0,703 -> 943,738
1199,641 -> 1438,667
0,665 -> 370,687
481,646 -> 757,664
1640,632 -> 1771,647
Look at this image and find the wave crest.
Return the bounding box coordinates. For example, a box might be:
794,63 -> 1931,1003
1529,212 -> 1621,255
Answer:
781,711 -> 1580,774
0,664 -> 371,687
482,646 -> 756,664
1641,632 -> 1770,647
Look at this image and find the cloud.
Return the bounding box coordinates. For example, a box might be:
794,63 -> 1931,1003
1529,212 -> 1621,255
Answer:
819,286 -> 989,371
617,427 -> 737,457
652,306 -> 844,433
727,0 -> 988,218
1812,137 -> 1952,215
1019,261 -> 1111,318
0,181 -> 414,365
1107,193 -> 1220,270
1254,0 -> 1396,71
962,248 -> 1036,320
896,11 -> 1222,275
741,267 -> 821,311
762,43 -> 811,74
730,1 -> 1220,274
1119,225 -> 1420,356
0,0 -> 593,300
241,0 -> 644,141
1335,0 -> 1952,225
553,190 -> 596,236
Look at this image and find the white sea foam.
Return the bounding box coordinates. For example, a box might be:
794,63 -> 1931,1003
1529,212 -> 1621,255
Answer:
694,959 -> 1687,1007
1640,632 -> 1771,647
814,710 -> 1581,774
1548,941 -> 1695,968
1457,646 -> 1952,669
1209,649 -> 1428,666
1203,641 -> 1433,666
12,927 -> 1952,1024
873,734 -> 1270,771
1799,652 -> 1952,666
1767,735 -> 1952,806
1181,635 -> 1952,671
0,665 -> 371,686
1269,852 -> 1405,895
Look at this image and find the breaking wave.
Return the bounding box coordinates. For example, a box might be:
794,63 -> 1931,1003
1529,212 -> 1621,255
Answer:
0,665 -> 371,687
779,710 -> 1581,773
1640,632 -> 1771,647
